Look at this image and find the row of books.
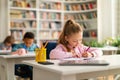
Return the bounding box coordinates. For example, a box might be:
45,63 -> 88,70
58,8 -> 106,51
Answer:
40,22 -> 61,29
10,21 -> 36,28
41,12 -> 61,20
64,2 -> 96,11
39,2 -> 61,10
65,0 -> 95,1
10,10 -> 36,19
83,30 -> 97,38
10,0 -> 36,8
39,31 -> 61,39
79,22 -> 97,30
11,30 -> 23,41
64,12 -> 97,20
11,30 -> 36,41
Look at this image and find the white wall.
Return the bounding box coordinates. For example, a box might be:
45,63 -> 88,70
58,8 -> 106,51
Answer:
0,0 -> 9,42
98,0 -> 117,42
117,0 -> 120,35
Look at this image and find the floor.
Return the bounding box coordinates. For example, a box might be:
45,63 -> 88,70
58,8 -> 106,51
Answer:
16,76 -> 30,80
15,75 -> 120,80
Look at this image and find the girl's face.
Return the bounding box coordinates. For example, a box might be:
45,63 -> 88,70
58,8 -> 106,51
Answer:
23,38 -> 34,47
5,42 -> 12,47
65,32 -> 83,48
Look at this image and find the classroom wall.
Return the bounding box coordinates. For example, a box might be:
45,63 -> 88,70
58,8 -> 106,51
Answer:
0,0 -> 9,42
117,0 -> 120,35
98,0 -> 118,42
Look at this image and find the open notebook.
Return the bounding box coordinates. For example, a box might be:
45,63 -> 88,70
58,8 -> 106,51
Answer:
58,59 -> 109,66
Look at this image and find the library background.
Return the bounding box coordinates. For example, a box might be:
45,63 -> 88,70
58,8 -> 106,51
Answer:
0,0 -> 120,47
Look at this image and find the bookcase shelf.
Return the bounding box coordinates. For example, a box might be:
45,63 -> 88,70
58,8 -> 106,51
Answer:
63,0 -> 97,41
7,0 -> 97,43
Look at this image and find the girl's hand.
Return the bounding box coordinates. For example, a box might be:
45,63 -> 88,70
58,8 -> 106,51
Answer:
82,52 -> 93,58
71,50 -> 80,58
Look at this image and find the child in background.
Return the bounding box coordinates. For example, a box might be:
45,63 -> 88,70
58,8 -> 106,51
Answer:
50,19 -> 103,59
0,35 -> 15,50
12,32 -> 38,55
12,32 -> 38,80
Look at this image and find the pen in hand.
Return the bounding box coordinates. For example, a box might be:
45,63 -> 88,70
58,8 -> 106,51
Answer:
82,46 -> 91,58
85,46 -> 90,52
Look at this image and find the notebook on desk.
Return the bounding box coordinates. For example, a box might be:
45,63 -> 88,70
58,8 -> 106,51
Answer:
58,59 -> 109,66
0,50 -> 11,55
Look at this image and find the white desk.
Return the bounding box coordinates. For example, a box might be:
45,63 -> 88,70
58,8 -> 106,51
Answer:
0,53 -> 35,80
23,55 -> 120,80
97,46 -> 119,55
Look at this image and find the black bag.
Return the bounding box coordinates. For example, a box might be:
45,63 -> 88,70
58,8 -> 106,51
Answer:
15,64 -> 33,78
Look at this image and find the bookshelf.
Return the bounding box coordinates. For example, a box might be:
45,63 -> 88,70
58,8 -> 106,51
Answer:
7,0 -> 97,43
63,0 -> 97,42
9,0 -> 37,43
38,0 -> 62,41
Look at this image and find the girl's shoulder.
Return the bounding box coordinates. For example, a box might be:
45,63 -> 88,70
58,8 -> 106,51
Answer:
55,44 -> 67,51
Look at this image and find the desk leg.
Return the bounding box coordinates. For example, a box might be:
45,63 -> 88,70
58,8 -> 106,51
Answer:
33,68 -> 77,80
0,63 -> 2,80
0,59 -> 15,80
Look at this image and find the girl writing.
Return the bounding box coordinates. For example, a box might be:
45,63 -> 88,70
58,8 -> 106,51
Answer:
50,19 -> 103,59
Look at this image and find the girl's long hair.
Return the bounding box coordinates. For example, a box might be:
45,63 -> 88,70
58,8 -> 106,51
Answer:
58,19 -> 83,52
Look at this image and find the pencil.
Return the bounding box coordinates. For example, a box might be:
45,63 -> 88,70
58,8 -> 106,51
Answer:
86,46 -> 90,51
43,41 -> 48,48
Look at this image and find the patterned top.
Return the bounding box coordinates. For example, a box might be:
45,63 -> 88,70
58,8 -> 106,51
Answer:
12,43 -> 38,52
0,43 -> 11,50
50,44 -> 103,59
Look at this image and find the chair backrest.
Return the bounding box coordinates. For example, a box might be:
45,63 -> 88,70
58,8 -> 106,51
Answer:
45,42 -> 57,59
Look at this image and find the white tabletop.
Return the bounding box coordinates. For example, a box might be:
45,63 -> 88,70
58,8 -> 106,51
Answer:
0,53 -> 35,80
97,46 -> 119,51
23,55 -> 120,75
0,52 -> 35,58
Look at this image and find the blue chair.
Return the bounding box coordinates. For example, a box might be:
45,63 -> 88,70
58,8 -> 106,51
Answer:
44,41 -> 57,59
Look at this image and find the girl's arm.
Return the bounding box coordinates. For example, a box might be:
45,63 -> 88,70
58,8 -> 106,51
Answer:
50,44 -> 73,59
80,46 -> 103,57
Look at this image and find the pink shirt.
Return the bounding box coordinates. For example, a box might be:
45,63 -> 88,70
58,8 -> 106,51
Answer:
50,44 -> 103,59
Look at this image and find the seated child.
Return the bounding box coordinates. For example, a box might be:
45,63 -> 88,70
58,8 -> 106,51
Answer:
12,32 -> 38,55
12,32 -> 38,80
50,19 -> 103,60
0,35 -> 15,51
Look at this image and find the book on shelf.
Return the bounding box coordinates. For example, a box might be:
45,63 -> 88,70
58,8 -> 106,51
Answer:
52,31 -> 61,39
82,3 -> 87,10
11,30 -> 23,41
41,12 -> 61,20
10,10 -> 36,19
39,2 -> 61,10
41,22 -> 49,29
83,30 -> 97,38
25,11 -> 36,18
10,21 -> 36,28
39,31 -> 50,39
11,0 -> 36,8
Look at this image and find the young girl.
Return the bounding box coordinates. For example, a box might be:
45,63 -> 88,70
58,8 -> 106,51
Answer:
50,19 -> 103,59
0,35 -> 15,50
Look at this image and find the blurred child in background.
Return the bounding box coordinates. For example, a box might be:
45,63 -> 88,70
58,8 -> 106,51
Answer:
0,35 -> 15,51
12,32 -> 38,55
12,32 -> 38,80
